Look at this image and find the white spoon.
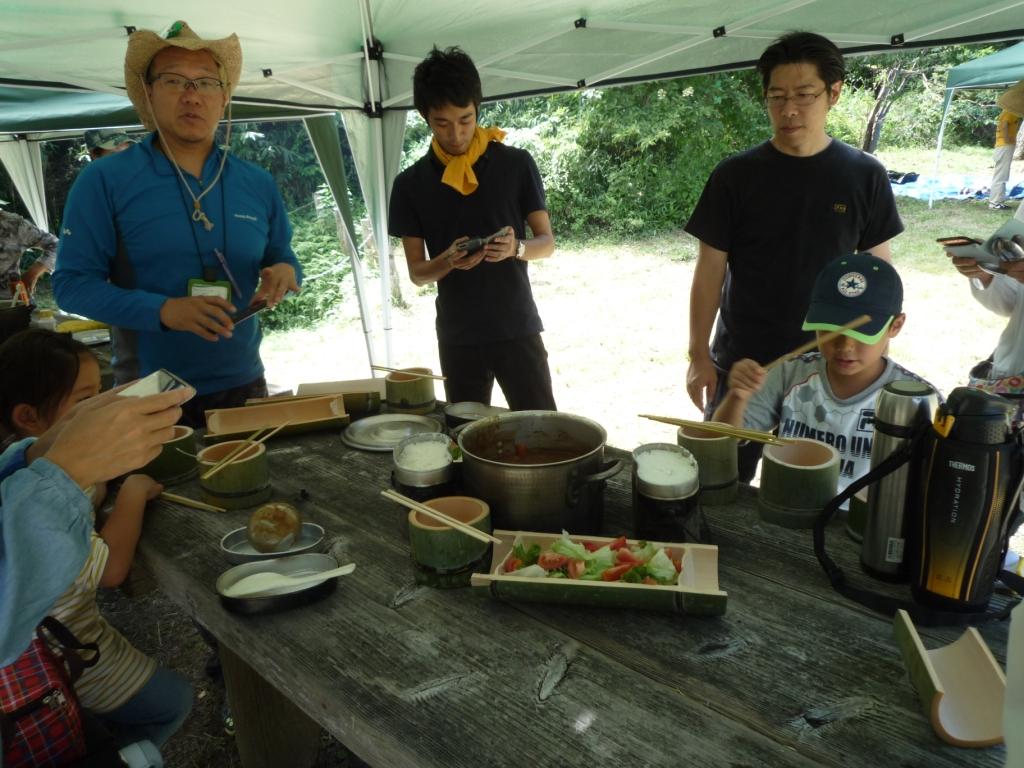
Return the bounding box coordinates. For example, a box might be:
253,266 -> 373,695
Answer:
223,563 -> 356,598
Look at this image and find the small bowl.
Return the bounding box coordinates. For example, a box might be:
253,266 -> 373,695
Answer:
196,440 -> 272,510
140,425 -> 197,484
408,496 -> 491,587
393,433 -> 454,488
443,402 -> 506,429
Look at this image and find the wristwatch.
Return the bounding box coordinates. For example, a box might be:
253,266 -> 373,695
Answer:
515,239 -> 527,260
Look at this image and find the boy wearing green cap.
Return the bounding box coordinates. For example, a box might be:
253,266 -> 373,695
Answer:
714,253 -> 935,491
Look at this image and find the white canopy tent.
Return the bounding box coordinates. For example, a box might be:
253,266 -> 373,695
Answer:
2,1 -> 1023,362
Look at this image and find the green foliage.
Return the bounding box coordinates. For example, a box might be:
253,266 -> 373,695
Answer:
260,210 -> 353,331
473,72 -> 767,237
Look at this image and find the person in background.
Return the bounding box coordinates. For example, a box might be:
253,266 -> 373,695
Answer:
54,21 -> 301,426
0,329 -> 191,749
0,199 -> 58,297
84,128 -> 135,162
989,81 -> 1023,211
685,31 -> 903,481
389,46 -> 557,411
713,254 -> 934,496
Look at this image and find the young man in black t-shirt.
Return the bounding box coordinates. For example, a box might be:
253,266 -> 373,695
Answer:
684,31 -> 903,479
388,47 -> 556,411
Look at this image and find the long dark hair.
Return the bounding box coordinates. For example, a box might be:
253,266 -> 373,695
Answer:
0,328 -> 92,433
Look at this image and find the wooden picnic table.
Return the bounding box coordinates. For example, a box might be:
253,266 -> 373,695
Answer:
136,423 -> 1011,768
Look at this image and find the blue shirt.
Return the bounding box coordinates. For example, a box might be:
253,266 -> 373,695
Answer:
0,439 -> 92,665
54,134 -> 302,395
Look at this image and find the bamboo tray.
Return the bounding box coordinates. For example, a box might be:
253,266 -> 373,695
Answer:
205,395 -> 349,442
470,530 -> 727,615
244,389 -> 381,418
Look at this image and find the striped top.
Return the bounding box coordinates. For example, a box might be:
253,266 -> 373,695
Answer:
49,531 -> 156,712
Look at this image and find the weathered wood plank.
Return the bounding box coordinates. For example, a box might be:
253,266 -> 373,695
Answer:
138,431 -> 824,768
135,428 -> 1008,768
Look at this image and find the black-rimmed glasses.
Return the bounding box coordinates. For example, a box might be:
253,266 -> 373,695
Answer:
150,73 -> 225,94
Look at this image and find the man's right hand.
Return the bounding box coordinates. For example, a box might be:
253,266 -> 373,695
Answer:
159,296 -> 236,341
685,355 -> 718,412
31,387 -> 192,489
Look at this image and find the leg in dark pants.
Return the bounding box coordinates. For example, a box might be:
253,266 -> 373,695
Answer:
439,335 -> 556,411
704,365 -> 764,483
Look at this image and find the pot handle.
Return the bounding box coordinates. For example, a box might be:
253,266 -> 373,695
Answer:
566,459 -> 624,507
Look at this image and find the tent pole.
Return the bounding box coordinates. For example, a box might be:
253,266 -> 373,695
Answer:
931,89 -> 955,210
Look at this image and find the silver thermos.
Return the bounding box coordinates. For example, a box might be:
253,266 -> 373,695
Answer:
860,380 -> 938,580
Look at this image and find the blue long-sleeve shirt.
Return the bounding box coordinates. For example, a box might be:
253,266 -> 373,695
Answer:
54,133 -> 302,395
0,439 -> 92,665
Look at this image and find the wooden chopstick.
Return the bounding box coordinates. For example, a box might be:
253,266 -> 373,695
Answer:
381,489 -> 500,544
763,314 -> 872,372
200,426 -> 268,480
371,365 -> 447,381
159,491 -> 226,513
201,421 -> 293,481
638,414 -> 790,445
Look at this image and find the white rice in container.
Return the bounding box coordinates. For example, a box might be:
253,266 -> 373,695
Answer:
636,448 -> 697,487
397,440 -> 452,471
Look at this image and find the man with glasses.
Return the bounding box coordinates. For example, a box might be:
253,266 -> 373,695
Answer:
55,22 -> 301,425
684,31 -> 902,480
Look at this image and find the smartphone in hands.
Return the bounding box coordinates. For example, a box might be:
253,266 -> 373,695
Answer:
456,227 -> 509,253
118,369 -> 194,401
230,299 -> 268,325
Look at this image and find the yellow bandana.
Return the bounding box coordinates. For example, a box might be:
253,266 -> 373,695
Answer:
432,126 -> 506,195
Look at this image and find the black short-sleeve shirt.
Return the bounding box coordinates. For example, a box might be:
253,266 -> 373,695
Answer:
684,139 -> 903,368
389,142 -> 547,346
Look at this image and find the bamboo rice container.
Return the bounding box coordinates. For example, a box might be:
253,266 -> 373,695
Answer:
140,425 -> 197,484
197,440 -> 272,510
676,426 -> 739,506
385,367 -> 436,415
757,438 -> 839,528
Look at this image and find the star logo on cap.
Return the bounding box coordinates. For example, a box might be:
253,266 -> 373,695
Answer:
837,271 -> 866,298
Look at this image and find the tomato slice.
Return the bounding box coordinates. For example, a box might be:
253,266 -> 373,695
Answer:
567,559 -> 586,579
538,552 -> 570,571
673,556 -> 683,573
642,576 -> 658,585
616,548 -> 643,565
504,557 -> 522,572
609,536 -> 628,551
581,541 -> 603,552
601,563 -> 634,581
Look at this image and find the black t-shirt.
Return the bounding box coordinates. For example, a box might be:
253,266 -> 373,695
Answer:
684,139 -> 903,368
388,142 -> 547,346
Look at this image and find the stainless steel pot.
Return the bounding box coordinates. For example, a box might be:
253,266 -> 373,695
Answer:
457,411 -> 623,533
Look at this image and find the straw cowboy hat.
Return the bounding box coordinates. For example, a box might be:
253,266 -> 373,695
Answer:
124,20 -> 242,130
999,80 -> 1024,117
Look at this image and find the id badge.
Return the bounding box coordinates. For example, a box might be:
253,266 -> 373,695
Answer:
187,278 -> 231,302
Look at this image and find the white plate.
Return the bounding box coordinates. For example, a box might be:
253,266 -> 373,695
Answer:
342,414 -> 442,452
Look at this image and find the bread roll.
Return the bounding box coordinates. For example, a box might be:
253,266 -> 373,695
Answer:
247,502 -> 302,553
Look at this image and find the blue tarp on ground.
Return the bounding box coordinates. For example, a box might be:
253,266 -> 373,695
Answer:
891,174 -> 1024,201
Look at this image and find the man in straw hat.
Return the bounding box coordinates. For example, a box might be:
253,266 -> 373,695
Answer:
54,21 -> 301,426
989,80 -> 1023,210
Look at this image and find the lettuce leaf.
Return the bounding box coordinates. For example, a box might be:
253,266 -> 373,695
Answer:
646,548 -> 678,584
511,536 -> 541,567
551,530 -> 590,561
630,540 -> 656,563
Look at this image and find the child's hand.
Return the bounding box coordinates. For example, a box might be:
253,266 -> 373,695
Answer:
120,474 -> 163,502
727,359 -> 766,401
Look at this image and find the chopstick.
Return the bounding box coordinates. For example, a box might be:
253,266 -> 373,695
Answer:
763,314 -> 872,372
200,421 -> 292,481
200,426 -> 267,480
638,414 -> 791,445
371,365 -> 447,381
380,489 -> 500,544
159,491 -> 226,513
